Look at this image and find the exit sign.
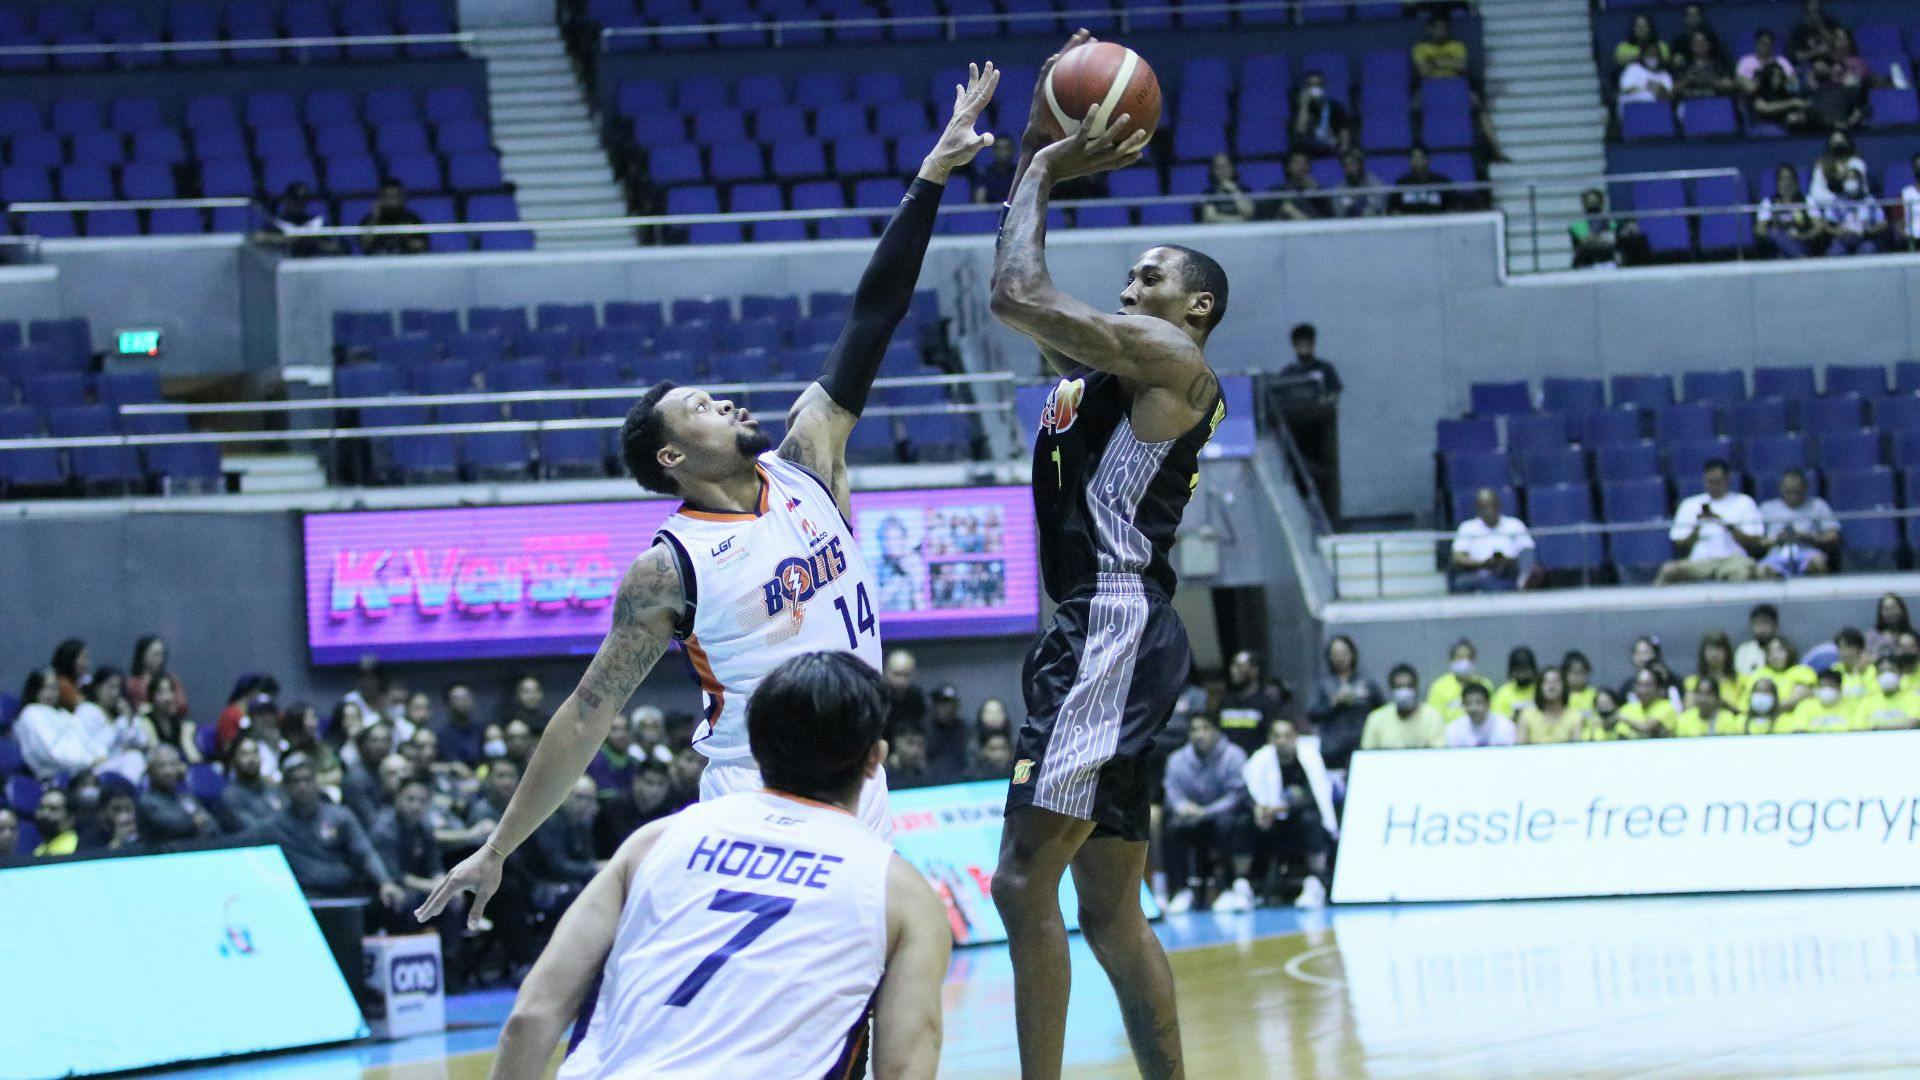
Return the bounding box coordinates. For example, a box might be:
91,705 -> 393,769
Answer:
117,329 -> 162,357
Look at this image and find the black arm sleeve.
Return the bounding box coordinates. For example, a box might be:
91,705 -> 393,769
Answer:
818,176 -> 944,416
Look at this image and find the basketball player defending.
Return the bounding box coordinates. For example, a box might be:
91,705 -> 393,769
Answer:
489,652 -> 952,1080
417,63 -> 1000,928
987,31 -> 1228,1080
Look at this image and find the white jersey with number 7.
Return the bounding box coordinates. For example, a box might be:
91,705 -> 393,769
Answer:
556,789 -> 892,1079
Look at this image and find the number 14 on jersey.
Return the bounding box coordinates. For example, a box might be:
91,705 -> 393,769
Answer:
833,583 -> 876,650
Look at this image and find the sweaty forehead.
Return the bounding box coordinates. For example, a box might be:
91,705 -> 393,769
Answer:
1134,248 -> 1181,276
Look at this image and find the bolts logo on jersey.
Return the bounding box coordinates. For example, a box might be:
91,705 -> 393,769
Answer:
759,536 -> 850,617
1039,378 -> 1086,436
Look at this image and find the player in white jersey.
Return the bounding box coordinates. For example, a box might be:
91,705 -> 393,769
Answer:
489,653 -> 950,1080
416,63 -> 1000,929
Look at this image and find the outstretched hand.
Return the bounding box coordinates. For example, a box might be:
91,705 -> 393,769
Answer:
921,61 -> 1000,181
1024,29 -> 1094,148
1034,110 -> 1151,183
415,841 -> 504,930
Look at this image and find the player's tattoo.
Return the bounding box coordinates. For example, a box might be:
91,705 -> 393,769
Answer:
1180,367 -> 1218,411
573,545 -> 680,714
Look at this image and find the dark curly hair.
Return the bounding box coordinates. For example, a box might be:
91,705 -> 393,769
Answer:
621,380 -> 680,495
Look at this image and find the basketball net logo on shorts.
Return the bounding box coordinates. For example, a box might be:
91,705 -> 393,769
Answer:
1039,378 -> 1086,436
759,536 -> 851,626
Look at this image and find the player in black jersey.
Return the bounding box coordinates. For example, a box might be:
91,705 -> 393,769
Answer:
986,31 -> 1228,1080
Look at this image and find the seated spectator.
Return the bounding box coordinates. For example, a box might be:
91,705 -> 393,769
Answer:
1809,132 -> 1867,202
266,182 -> 342,258
1618,49 -> 1675,111
525,777 -> 600,908
883,649 -> 928,734
262,756 -> 407,913
1275,150 -> 1330,221
1199,153 -> 1256,225
975,698 -> 1012,743
1390,145 -> 1455,215
1517,667 -> 1587,744
432,683 -> 486,768
1675,677 -> 1745,736
586,713 -> 641,803
1821,168 -> 1888,254
0,808 -> 18,859
1853,656 -> 1918,730
372,776 -> 469,983
1414,14 -> 1470,79
1758,469 -> 1839,576
401,690 -> 437,744
1162,715 -> 1254,914
1734,603 -> 1780,675
82,789 -> 140,853
1241,719 -> 1335,908
375,752 -> 414,819
360,181 -> 428,256
1620,635 -> 1680,703
1280,322 -> 1344,397
666,743 -> 705,810
1569,188 -> 1648,269
1743,677 -> 1790,734
1425,638 -> 1490,720
1444,681 -> 1516,747
1671,4 -> 1730,71
236,693 -> 289,781
1290,70 -> 1351,157
51,638 -> 91,711
1675,30 -> 1738,100
32,789 -> 79,857
1737,30 -> 1797,89
501,673 -> 548,730
972,138 -> 1017,205
1614,13 -> 1672,70
595,764 -> 677,855
886,727 -> 934,789
1757,164 -> 1827,258
1901,154 -> 1920,251
1745,636 -> 1817,708
1657,459 -> 1767,583
1307,635 -> 1382,774
629,704 -> 674,767
465,756 -> 520,831
1779,667 -> 1852,732
16,667 -> 103,781
1749,62 -> 1815,133
125,635 -> 192,751
1580,688 -> 1635,740
1686,630 -> 1743,708
75,667 -> 149,781
214,734 -> 285,833
135,744 -> 217,844
213,674 -> 278,753
1805,56 -> 1867,132
1563,651 -> 1598,713
1788,0 -> 1841,71
1897,632 -> 1920,686
1490,648 -> 1539,720
1832,627 -> 1872,703
504,718 -> 538,769
341,721 -> 393,825
969,730 -> 1015,781
1449,487 -> 1538,591
1866,592 -> 1913,656
1827,28 -> 1881,89
1332,149 -> 1386,218
922,686 -> 972,784
138,675 -> 195,767
1217,650 -> 1289,755
1363,664 -> 1448,749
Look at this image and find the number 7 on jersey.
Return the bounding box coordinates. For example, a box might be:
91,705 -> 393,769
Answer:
664,890 -> 796,1007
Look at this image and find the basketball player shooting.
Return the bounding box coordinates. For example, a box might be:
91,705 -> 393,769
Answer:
987,31 -> 1228,1080
417,62 -> 1001,929
488,653 -> 952,1080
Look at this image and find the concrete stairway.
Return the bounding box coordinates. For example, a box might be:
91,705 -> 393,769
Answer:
1319,534 -> 1448,600
226,454 -> 327,494
468,26 -> 633,250
1477,0 -> 1607,273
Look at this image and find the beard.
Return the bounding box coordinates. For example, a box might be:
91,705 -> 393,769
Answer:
735,426 -> 774,459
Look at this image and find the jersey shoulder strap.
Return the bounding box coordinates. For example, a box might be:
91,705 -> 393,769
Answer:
647,530 -> 698,640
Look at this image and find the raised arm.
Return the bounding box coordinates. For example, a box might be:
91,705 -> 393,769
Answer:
415,544 -> 683,927
779,62 -> 1000,512
872,854 -> 953,1080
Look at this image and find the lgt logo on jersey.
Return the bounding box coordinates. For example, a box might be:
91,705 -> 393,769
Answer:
711,536 -> 735,558
1039,378 -> 1086,436
759,536 -> 850,616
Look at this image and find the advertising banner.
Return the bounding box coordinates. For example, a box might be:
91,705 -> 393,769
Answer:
1332,731 -> 1920,903
303,485 -> 1039,663
889,780 -> 1159,946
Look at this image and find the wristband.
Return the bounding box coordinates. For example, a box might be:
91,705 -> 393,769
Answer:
484,838 -> 509,860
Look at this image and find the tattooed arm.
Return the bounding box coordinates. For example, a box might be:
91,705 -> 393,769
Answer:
414,544 -> 684,927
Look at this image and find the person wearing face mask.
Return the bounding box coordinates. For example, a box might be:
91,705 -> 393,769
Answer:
1580,689 -> 1636,741
1362,665 -> 1447,750
1490,647 -> 1539,721
1290,70 -> 1351,157
1675,678 -> 1746,737
1897,633 -> 1920,691
1619,668 -> 1679,738
1785,667 -> 1862,732
1742,677 -> 1788,735
1746,636 -> 1817,710
1852,657 -> 1919,731
1821,167 -> 1888,255
1426,639 -> 1492,722
1809,133 -> 1867,202
1444,682 -> 1516,748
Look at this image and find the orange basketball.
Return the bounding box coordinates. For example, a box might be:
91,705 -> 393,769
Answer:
1042,40 -> 1161,144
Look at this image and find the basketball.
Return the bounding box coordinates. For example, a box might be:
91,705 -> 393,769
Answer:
1043,40 -> 1161,144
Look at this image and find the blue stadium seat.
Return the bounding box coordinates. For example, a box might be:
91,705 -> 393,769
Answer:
1506,412 -> 1569,454
1521,447 -> 1587,486
1666,437 -> 1737,488
539,427 -> 607,477
561,356 -> 620,389
1469,381 -> 1531,417
1449,485 -> 1517,523
1876,395 -> 1920,433
1603,480 -> 1673,578
1446,451 -> 1511,491
335,363 -> 403,400
1527,482 -> 1604,573
1436,416 -> 1497,455
1679,97 -> 1737,137
1610,374 -> 1673,410
1680,369 -> 1744,405
1725,398 -> 1789,442
1542,377 -> 1605,415
460,431 -> 530,480
1654,402 -> 1717,443
1743,435 -> 1808,475
1803,395 -> 1866,434
1827,365 -> 1888,398
1828,467 -> 1901,563
603,302 -> 664,334
1753,365 -> 1818,401
1595,440 -> 1660,482
1816,428 -> 1885,471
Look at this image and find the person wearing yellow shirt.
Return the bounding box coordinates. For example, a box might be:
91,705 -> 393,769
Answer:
1783,669 -> 1864,734
1362,664 -> 1448,750
1426,638 -> 1492,723
1853,658 -> 1920,732
1579,689 -> 1640,741
1829,628 -> 1875,706
1684,631 -> 1743,711
1742,677 -> 1792,735
1674,679 -> 1748,737
30,789 -> 79,857
1743,636 -> 1817,711
1618,668 -> 1679,738
1563,651 -> 1598,714
1517,669 -> 1588,744
1489,646 -> 1540,722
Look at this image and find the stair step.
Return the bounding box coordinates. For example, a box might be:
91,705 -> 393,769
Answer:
1486,30 -> 1592,47
1496,94 -> 1604,113
498,132 -> 603,155
472,27 -> 554,44
490,73 -> 577,93
512,166 -> 619,189
502,148 -> 611,170
521,201 -> 628,221
1494,109 -> 1607,131
1492,161 -> 1606,180
490,87 -> 581,108
538,230 -> 638,249
1493,59 -> 1597,81
482,56 -> 572,76
493,102 -> 589,124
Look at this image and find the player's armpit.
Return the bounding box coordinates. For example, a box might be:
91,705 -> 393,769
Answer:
778,382 -> 855,514
872,855 -> 953,1080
